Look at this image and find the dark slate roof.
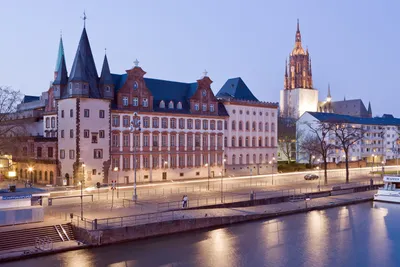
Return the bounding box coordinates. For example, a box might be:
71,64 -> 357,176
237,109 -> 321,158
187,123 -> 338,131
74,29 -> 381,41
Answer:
216,77 -> 259,101
22,95 -> 40,103
55,36 -> 65,72
99,54 -> 113,85
69,28 -> 100,98
53,54 -> 68,85
330,99 -> 369,118
308,112 -> 400,126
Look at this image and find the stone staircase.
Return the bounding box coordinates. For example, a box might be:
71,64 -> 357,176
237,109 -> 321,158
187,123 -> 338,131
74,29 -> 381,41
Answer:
0,223 -> 75,251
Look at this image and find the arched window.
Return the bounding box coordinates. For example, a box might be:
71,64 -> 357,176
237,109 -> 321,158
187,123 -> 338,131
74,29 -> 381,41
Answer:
159,100 -> 165,108
239,154 -> 243,164
253,154 -> 256,164
265,137 -> 269,147
265,122 -> 269,131
39,171 -> 42,180
177,102 -> 182,109
271,137 -> 275,146
232,155 -> 236,165
271,123 -> 275,132
258,137 -> 262,147
259,154 -> 263,163
51,117 -> 55,128
246,154 -> 250,164
259,122 -> 262,131
252,137 -> 256,147
239,121 -> 243,131
24,169 -> 27,178
245,121 -> 250,131
45,118 -> 50,128
45,171 -> 48,181
231,137 -> 236,147
168,101 -> 174,109
50,171 -> 54,184
266,154 -> 269,162
239,137 -> 243,147
252,122 -> 256,131
224,137 -> 228,147
245,137 -> 249,147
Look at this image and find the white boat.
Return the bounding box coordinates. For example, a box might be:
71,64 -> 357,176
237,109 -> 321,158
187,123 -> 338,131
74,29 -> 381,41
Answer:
374,176 -> 400,203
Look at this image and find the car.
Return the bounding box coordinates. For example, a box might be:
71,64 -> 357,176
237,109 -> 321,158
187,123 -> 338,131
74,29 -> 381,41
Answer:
84,183 -> 111,192
304,174 -> 319,180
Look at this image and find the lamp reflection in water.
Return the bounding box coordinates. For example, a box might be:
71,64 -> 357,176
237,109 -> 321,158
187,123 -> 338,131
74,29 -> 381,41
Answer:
305,210 -> 329,264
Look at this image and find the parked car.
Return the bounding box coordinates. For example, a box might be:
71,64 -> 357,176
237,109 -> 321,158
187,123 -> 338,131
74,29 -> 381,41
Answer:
304,174 -> 319,180
84,183 -> 110,192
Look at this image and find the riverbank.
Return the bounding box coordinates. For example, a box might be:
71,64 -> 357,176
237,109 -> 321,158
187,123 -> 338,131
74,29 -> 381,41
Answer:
0,190 -> 377,263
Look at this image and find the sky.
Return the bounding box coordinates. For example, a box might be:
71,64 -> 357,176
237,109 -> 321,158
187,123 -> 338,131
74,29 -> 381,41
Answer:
0,0 -> 398,116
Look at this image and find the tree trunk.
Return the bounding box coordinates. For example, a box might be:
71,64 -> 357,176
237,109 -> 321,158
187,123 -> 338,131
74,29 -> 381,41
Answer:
324,159 -> 328,185
345,150 -> 349,183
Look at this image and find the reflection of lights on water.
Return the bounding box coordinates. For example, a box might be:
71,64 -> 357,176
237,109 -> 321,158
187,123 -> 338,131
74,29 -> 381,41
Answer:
62,250 -> 96,267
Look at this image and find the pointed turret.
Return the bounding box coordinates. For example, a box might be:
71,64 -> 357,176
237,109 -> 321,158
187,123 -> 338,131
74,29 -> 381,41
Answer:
99,53 -> 114,99
368,102 -> 372,117
68,27 -> 99,98
54,35 -> 65,80
53,54 -> 68,86
292,19 -> 305,55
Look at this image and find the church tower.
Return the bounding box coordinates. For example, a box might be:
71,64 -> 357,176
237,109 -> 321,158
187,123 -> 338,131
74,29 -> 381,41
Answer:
280,20 -> 318,119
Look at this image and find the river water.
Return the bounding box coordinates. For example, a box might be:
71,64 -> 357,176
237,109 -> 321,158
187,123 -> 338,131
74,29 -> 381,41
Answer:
4,202 -> 400,267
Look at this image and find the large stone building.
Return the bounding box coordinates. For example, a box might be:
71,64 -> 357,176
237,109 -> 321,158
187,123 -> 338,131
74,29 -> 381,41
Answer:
5,24 -> 277,186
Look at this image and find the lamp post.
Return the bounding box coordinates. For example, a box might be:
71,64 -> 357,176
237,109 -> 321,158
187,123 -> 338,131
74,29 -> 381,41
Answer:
78,181 -> 83,220
205,163 -> 210,190
269,157 -> 275,185
82,164 -> 85,182
130,113 -> 141,202
28,167 -> 33,184
220,171 -> 223,203
311,155 -> 315,169
114,167 -> 119,198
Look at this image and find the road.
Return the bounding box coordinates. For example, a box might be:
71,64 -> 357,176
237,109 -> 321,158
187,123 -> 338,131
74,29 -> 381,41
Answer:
43,166 -> 391,220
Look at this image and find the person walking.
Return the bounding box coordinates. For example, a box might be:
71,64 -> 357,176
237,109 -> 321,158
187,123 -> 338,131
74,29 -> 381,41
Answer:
182,195 -> 185,208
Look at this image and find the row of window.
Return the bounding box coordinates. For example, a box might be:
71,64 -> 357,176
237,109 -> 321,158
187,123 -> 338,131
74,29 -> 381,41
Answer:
112,154 -> 223,170
22,146 -> 53,158
112,133 -> 223,148
226,136 -> 276,147
122,96 -> 149,107
231,153 -> 274,165
231,121 -> 275,132
17,168 -> 54,182
59,149 -> 104,160
232,110 -> 275,117
45,117 -> 56,128
60,129 -> 105,139
60,109 -> 106,118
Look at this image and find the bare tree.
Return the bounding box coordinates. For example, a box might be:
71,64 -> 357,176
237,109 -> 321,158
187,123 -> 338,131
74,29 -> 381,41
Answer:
298,121 -> 335,185
0,86 -> 25,153
278,117 -> 296,163
332,123 -> 365,183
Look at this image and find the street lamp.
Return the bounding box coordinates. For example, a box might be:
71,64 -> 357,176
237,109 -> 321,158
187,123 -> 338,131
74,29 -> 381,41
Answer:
372,154 -> 375,172
311,155 -> 315,168
269,160 -> 273,185
220,171 -> 223,203
78,181 -> 83,220
82,164 -> 85,182
28,167 -> 33,184
205,163 -> 210,190
114,167 -> 119,198
130,113 -> 141,202
381,161 -> 385,177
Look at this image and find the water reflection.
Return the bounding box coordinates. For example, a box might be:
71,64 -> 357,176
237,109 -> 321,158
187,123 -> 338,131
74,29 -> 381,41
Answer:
4,202 -> 400,267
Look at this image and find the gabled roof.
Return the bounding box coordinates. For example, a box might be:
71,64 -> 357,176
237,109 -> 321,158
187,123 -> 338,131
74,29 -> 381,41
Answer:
22,95 -> 40,103
99,54 -> 113,85
53,54 -> 68,85
69,28 -> 100,98
216,77 -> 258,101
307,112 -> 400,126
330,99 -> 369,118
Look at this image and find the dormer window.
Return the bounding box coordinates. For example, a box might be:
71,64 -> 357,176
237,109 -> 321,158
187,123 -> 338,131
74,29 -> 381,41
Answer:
202,90 -> 207,97
177,102 -> 182,109
133,81 -> 138,90
194,104 -> 199,111
75,83 -> 80,89
123,97 -> 128,106
142,98 -> 148,107
159,100 -> 165,108
210,104 -> 214,112
106,86 -> 111,92
133,97 -> 138,107
202,104 -> 207,111
168,101 -> 174,109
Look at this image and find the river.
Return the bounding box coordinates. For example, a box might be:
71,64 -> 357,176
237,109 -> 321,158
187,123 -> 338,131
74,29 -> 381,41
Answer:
4,202 -> 400,267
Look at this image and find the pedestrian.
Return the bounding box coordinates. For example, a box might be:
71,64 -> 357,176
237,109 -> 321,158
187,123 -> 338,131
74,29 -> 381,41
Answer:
184,195 -> 188,208
182,195 -> 185,208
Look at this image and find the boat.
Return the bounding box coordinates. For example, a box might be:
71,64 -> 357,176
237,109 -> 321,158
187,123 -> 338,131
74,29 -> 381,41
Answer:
374,176 -> 400,203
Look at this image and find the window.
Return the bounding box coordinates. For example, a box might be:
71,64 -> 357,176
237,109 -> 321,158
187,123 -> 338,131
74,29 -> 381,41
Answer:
259,137 -> 262,147
177,102 -> 182,109
45,118 -> 50,128
153,118 -> 159,128
271,123 -> 275,132
123,157 -> 130,169
159,100 -> 165,108
202,135 -> 207,147
123,116 -> 129,127
133,97 -> 138,106
187,119 -> 193,129
210,104 -> 214,112
265,123 -> 269,131
203,120 -> 208,130
143,117 -> 150,128
195,120 -> 201,130
217,121 -> 222,130
123,97 -> 129,106
51,117 -> 55,128
123,134 -> 129,147
61,130 -> 64,138
61,110 -> 64,118
153,135 -> 159,146
92,133 -> 98,144
187,135 -> 193,147
37,147 -> 42,158
153,157 -> 159,168
202,104 -> 207,111
239,137 -> 243,147
94,149 -> 103,159
232,121 -> 236,130
239,121 -> 243,131
112,158 -> 119,169
179,156 -> 185,167
106,86 -> 111,92
259,122 -> 262,131
92,169 -> 97,175
194,104 -> 199,111
84,109 -> 90,117
232,155 -> 236,165
84,130 -> 89,138
271,137 -> 275,146
99,130 -> 105,138
168,101 -> 174,109
60,149 -> 65,159
187,155 -> 193,167
162,118 -> 168,128
170,135 -> 176,147
179,134 -> 184,146
69,150 -> 75,159
195,135 -> 201,147
265,137 -> 269,146
224,137 -> 228,147
245,137 -> 249,147
70,129 -> 74,138
70,109 -> 73,117
245,121 -> 250,131
112,116 -> 120,127
48,147 -> 53,158
99,110 -> 105,118
162,135 -> 167,147
179,119 -> 185,129
210,120 -> 215,130
232,137 -> 236,147
211,136 -> 215,147
144,135 -> 149,147
252,137 -> 256,147
170,118 -> 176,129
252,122 -> 256,131
142,98 -> 148,107
202,90 -> 207,97
112,134 -> 119,147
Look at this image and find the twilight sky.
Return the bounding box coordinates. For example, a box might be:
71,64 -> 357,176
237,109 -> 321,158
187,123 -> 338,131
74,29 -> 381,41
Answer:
0,0 -> 398,116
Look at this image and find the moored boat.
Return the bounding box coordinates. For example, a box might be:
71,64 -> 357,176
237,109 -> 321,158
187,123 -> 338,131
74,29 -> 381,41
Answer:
374,176 -> 400,203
